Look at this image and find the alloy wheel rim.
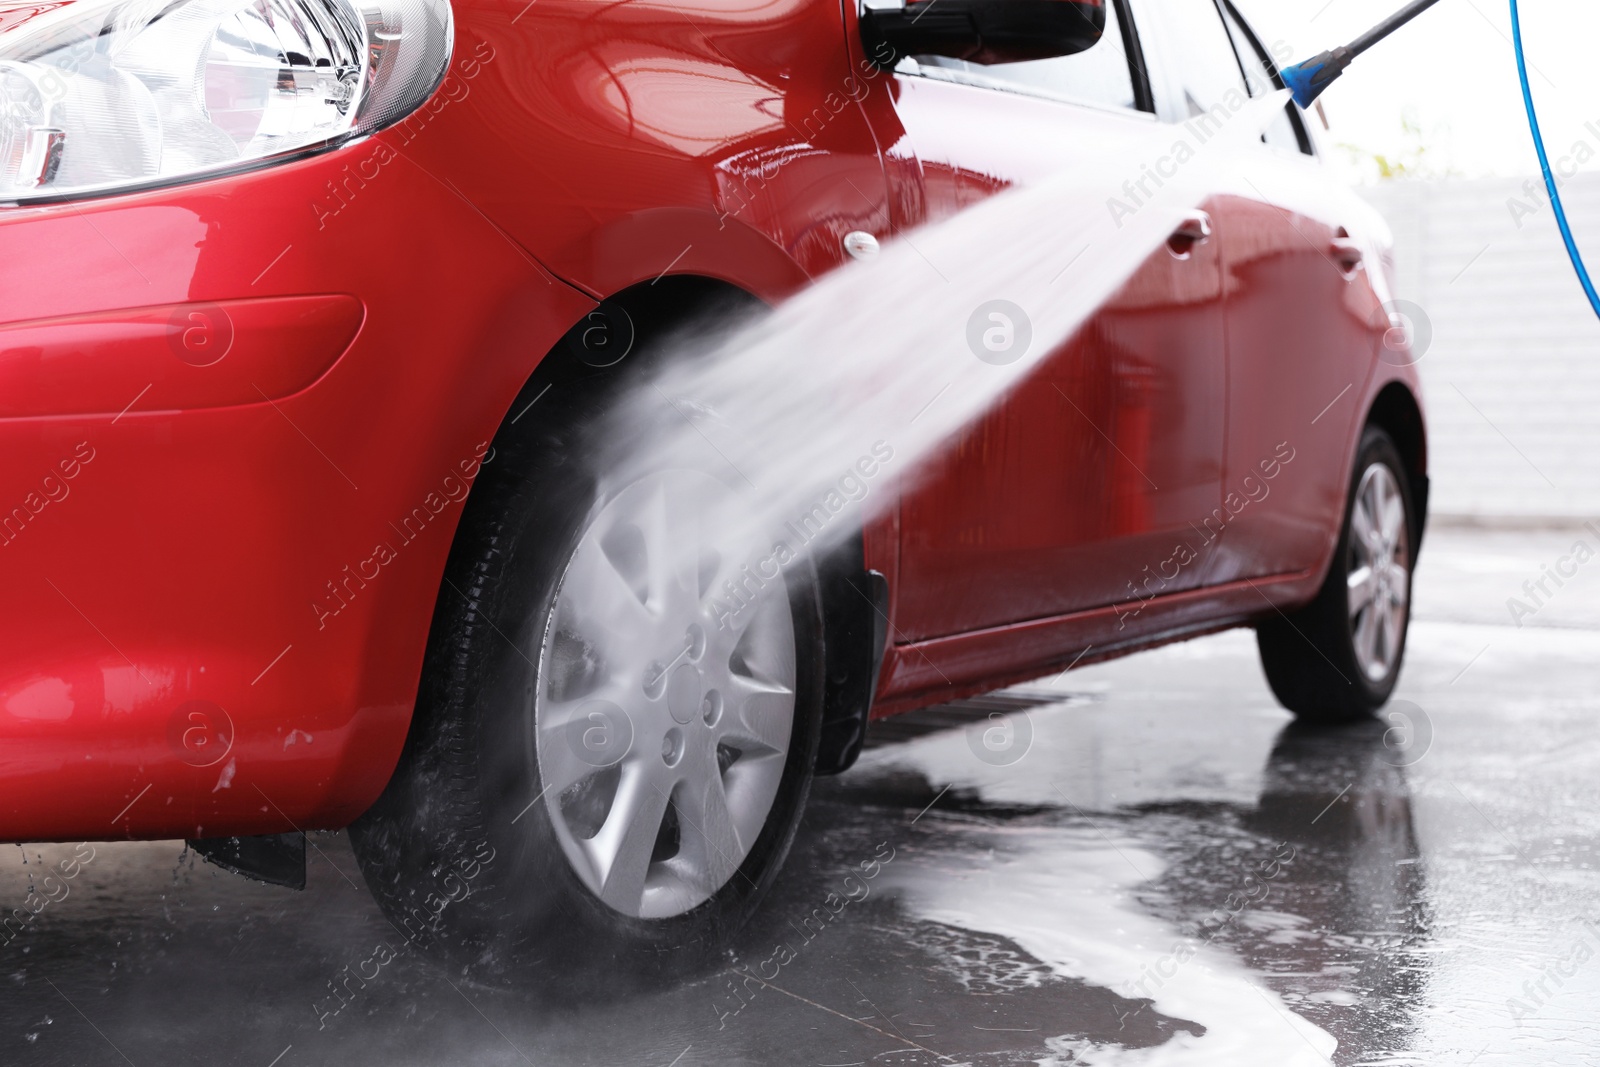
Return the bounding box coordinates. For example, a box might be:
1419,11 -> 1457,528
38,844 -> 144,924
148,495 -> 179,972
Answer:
1346,462 -> 1409,683
532,469 -> 796,919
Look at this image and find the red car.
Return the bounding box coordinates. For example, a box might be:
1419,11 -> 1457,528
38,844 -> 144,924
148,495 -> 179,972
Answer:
0,0 -> 1425,972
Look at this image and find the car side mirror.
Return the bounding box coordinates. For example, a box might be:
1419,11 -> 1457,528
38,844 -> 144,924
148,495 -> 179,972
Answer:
860,0 -> 1107,68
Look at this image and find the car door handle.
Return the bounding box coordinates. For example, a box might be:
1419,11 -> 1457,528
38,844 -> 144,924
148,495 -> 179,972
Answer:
1331,235 -> 1364,278
1166,211 -> 1212,260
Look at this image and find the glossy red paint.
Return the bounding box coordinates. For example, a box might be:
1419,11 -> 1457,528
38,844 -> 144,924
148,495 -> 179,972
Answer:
853,0 -> 1426,713
0,0 -> 1423,841
883,75 -> 1229,640
0,148 -> 595,841
1205,191 -> 1392,585
0,295 -> 364,418
398,0 -> 892,302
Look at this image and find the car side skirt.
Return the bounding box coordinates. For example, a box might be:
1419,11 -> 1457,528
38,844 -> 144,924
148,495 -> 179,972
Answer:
870,568 -> 1321,716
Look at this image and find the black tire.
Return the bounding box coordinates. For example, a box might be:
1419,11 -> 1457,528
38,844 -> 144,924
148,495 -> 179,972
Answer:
1257,425 -> 1415,723
349,312 -> 824,991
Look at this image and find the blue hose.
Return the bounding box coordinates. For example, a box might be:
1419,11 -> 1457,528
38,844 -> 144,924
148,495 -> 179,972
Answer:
1510,0 -> 1600,319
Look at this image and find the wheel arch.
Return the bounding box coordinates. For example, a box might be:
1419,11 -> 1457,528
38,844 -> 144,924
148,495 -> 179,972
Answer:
1364,380 -> 1430,550
406,273 -> 879,788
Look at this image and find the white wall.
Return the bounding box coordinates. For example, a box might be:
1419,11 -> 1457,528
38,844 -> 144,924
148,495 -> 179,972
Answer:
1360,172 -> 1600,519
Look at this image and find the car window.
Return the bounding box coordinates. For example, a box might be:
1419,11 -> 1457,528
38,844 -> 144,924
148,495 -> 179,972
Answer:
1140,0 -> 1248,118
1217,0 -> 1312,155
908,0 -> 1148,115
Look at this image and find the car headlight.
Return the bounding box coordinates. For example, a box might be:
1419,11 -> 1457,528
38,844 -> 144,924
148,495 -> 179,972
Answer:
0,0 -> 452,204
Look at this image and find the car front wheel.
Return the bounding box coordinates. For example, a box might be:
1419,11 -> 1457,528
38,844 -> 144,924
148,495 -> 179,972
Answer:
350,355 -> 824,987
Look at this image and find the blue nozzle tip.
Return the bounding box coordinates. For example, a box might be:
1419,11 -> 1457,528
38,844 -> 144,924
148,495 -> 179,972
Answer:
1280,60 -> 1327,109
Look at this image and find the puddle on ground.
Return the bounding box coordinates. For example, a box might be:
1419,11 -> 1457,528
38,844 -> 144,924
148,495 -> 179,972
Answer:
5,617 -> 1600,1065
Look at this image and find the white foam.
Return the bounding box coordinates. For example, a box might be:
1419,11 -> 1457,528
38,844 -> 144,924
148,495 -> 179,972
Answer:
881,821 -> 1338,1065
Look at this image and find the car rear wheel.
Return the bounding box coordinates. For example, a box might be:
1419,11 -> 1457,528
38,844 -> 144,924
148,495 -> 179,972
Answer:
1257,426 -> 1415,723
349,347 -> 823,987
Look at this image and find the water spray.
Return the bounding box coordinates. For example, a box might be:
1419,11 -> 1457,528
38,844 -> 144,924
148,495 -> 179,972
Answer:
618,94 -> 1294,579
1281,0 -> 1598,319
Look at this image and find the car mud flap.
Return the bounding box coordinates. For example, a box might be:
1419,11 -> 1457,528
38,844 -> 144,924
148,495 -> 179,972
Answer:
1413,472 -> 1430,551
189,832 -> 307,890
815,543 -> 890,776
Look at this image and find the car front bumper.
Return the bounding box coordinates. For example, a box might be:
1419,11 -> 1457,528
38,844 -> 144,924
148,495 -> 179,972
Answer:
0,140 -> 594,841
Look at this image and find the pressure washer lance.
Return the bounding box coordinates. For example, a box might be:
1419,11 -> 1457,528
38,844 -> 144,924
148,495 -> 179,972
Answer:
1282,0 -> 1599,318
1280,0 -> 1449,108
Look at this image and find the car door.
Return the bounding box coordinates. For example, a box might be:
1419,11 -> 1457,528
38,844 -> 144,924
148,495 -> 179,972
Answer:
1173,0 -> 1389,585
854,0 -> 1228,642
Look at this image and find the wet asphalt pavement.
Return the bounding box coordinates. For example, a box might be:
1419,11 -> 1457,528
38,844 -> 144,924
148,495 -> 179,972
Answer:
5,524 -> 1600,1066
